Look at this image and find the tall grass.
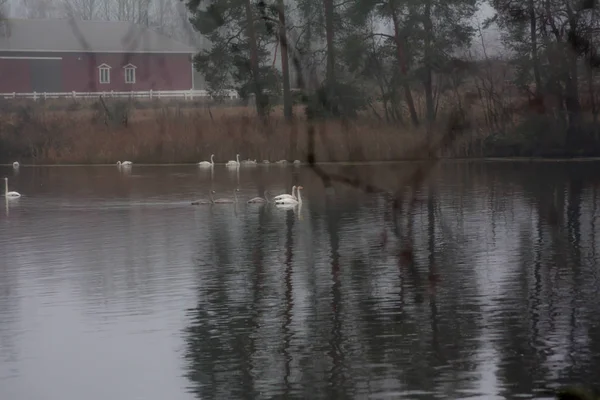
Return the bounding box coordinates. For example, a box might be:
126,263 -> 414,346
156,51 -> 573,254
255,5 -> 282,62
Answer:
0,100 -> 486,164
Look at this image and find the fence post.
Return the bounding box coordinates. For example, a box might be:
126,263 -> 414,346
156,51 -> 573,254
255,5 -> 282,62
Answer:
12,92 -> 15,99
150,89 -> 153,99
43,92 -> 47,100
33,92 -> 37,101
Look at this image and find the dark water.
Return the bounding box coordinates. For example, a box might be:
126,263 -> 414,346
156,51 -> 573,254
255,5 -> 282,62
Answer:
1,161 -> 600,400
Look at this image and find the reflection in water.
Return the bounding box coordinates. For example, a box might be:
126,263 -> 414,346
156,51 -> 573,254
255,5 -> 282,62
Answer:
1,162 -> 600,399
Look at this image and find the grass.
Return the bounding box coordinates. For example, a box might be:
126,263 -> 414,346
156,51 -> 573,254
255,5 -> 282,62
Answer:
1,95 -> 599,164
0,100 -> 489,165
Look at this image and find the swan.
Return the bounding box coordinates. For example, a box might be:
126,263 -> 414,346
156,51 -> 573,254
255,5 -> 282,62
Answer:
275,186 -> 302,205
198,154 -> 214,167
191,190 -> 213,205
272,186 -> 296,201
293,160 -> 301,165
4,177 -> 21,198
226,154 -> 240,167
247,190 -> 270,204
212,188 -> 240,203
275,160 -> 288,165
241,158 -> 257,165
12,162 -> 19,169
262,160 -> 270,164
117,161 -> 132,166
275,202 -> 297,211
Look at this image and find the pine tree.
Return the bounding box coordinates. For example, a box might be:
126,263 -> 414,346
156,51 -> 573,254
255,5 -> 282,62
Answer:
184,0 -> 282,118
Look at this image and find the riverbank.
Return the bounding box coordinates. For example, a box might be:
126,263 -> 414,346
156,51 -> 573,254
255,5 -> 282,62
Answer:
4,157 -> 600,168
1,100 -> 599,164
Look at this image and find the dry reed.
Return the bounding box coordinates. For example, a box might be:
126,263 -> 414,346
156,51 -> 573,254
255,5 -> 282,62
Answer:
0,102 -> 485,164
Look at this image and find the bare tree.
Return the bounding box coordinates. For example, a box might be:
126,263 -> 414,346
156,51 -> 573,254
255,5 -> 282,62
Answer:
98,0 -> 114,20
112,0 -> 150,24
18,0 -> 60,18
61,0 -> 100,20
10,0 -> 200,56
0,0 -> 10,16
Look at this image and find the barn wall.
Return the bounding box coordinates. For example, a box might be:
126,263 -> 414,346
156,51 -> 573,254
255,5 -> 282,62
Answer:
30,59 -> 63,92
0,58 -> 31,92
0,51 -> 194,93
65,53 -> 193,92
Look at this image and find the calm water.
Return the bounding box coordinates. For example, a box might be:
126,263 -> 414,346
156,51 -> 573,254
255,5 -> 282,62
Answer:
1,161 -> 600,399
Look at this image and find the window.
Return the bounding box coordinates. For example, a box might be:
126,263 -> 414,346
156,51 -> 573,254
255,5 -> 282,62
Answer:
97,64 -> 111,84
123,64 -> 136,84
99,68 -> 110,84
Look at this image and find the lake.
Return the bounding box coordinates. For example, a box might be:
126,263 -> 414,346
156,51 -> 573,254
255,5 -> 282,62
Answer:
1,161 -> 600,399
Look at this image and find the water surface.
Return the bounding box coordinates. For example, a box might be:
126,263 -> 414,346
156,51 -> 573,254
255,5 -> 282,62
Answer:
1,161 -> 600,399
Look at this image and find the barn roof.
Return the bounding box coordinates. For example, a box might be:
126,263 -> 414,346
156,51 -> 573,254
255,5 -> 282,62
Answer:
0,18 -> 197,53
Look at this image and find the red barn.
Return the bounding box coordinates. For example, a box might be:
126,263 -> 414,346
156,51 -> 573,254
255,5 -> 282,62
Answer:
0,18 -> 197,94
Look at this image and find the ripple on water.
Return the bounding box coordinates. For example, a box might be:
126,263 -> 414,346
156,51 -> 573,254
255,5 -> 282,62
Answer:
2,162 -> 600,399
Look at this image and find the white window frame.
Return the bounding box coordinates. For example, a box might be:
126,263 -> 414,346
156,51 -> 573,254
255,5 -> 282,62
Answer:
123,64 -> 137,84
97,63 -> 111,84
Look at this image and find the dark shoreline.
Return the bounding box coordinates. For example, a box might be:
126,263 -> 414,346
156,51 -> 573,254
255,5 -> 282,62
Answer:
3,156 -> 600,167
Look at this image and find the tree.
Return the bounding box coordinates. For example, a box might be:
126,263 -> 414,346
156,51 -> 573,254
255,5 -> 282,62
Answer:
290,0 -> 371,118
323,0 -> 335,84
185,0 -> 282,119
346,0 -> 421,126
488,0 -> 598,149
415,0 -> 477,124
276,0 -> 292,120
0,0 -> 9,15
340,20 -> 405,122
18,0 -> 60,18
347,0 -> 477,127
62,0 -> 101,20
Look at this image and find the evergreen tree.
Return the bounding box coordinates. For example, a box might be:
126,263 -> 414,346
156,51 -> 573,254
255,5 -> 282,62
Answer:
346,0 -> 477,126
184,0 -> 282,118
488,0 -> 599,147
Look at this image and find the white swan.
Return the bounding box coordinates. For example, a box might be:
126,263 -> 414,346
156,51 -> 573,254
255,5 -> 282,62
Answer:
116,161 -> 132,166
293,160 -> 301,166
212,188 -> 240,203
191,198 -> 212,205
4,177 -> 21,198
226,154 -> 240,167
247,190 -> 270,204
191,190 -> 213,205
262,160 -> 270,164
275,160 -> 288,165
12,161 -> 19,169
198,154 -> 214,167
275,186 -> 302,205
241,158 -> 257,165
272,186 -> 296,201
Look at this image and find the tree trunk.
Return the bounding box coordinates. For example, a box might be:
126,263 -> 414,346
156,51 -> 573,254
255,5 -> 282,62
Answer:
563,3 -> 583,151
324,0 -> 335,84
565,49 -> 582,150
277,0 -> 292,121
423,0 -> 435,125
390,3 -> 419,127
323,0 -> 338,116
529,0 -> 543,98
587,66 -> 598,124
244,0 -> 267,119
118,0 -> 125,20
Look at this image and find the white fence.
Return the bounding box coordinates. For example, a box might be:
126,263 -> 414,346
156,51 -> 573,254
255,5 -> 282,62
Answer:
0,89 -> 240,101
